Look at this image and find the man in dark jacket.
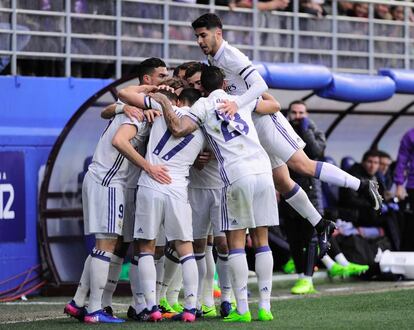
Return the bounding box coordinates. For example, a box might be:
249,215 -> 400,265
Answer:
280,100 -> 325,294
339,150 -> 401,250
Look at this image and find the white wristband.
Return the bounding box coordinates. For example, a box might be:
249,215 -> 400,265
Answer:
115,103 -> 125,114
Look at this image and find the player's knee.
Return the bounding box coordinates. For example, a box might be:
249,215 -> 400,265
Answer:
214,237 -> 228,255
193,238 -> 207,253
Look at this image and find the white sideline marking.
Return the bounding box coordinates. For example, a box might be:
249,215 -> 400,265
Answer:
1,316 -> 67,324
1,301 -> 129,307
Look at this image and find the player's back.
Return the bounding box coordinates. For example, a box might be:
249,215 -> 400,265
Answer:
189,89 -> 271,185
88,114 -> 148,189
138,106 -> 205,199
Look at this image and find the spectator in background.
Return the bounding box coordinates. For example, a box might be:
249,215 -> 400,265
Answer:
339,150 -> 401,250
377,150 -> 394,202
337,1 -> 354,16
390,5 -> 404,21
394,128 -> 414,211
300,0 -> 327,17
375,3 -> 392,20
228,0 -> 290,11
350,2 -> 368,18
279,100 -> 325,295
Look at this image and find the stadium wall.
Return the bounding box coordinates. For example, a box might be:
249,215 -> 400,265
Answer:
0,76 -> 112,293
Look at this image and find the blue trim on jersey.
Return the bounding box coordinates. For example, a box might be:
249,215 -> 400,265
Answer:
102,153 -> 125,186
243,68 -> 256,82
221,186 -> 229,232
270,114 -> 300,150
112,187 -> 116,233
239,64 -> 252,76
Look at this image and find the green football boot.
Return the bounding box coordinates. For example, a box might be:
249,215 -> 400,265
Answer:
328,263 -> 350,278
346,262 -> 369,276
223,309 -> 251,322
202,304 -> 217,318
282,258 -> 296,274
290,278 -> 317,294
258,308 -> 274,321
172,302 -> 184,313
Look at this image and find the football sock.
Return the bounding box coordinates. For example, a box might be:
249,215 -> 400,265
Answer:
101,254 -> 123,308
137,253 -> 157,309
130,257 -> 146,313
88,248 -> 113,313
203,244 -> 215,307
321,255 -> 336,270
255,246 -> 273,312
335,253 -> 350,267
284,183 -> 322,226
166,267 -> 182,305
315,161 -> 360,191
154,255 -> 165,305
180,254 -> 198,310
195,253 -> 207,309
228,249 -> 249,314
216,253 -> 232,303
73,254 -> 91,307
159,251 -> 180,300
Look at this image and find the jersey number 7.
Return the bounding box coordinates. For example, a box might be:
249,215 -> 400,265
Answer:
153,129 -> 195,161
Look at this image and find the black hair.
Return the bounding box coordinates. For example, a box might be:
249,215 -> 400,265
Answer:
377,150 -> 391,159
173,61 -> 198,77
288,100 -> 307,111
192,13 -> 223,30
200,66 -> 225,93
184,62 -> 208,81
137,57 -> 166,82
178,88 -> 202,107
362,150 -> 380,162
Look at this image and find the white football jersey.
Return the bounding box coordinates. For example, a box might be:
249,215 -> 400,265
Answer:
207,40 -> 260,96
88,112 -> 149,189
138,105 -> 205,201
188,151 -> 223,190
187,89 -> 271,185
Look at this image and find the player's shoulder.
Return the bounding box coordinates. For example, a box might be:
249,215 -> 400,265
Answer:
222,41 -> 250,65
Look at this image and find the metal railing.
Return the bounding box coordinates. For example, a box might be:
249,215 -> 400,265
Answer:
0,0 -> 413,78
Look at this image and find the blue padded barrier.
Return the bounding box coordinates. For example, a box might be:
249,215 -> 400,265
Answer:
256,63 -> 332,90
378,69 -> 414,94
317,73 -> 396,102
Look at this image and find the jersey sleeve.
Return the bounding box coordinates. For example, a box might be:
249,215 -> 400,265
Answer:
143,95 -> 163,112
119,114 -> 142,131
187,99 -> 207,126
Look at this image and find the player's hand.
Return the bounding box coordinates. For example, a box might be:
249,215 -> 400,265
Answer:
124,105 -> 145,122
395,185 -> 407,201
157,85 -> 175,93
148,92 -> 170,105
218,99 -> 239,119
144,109 -> 162,123
141,84 -> 159,94
194,151 -> 212,170
147,164 -> 171,184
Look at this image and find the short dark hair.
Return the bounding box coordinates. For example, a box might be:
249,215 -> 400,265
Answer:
362,150 -> 380,162
173,61 -> 198,77
162,77 -> 185,91
192,13 -> 223,30
377,150 -> 391,159
288,100 -> 307,111
184,62 -> 208,80
200,66 -> 225,93
178,88 -> 202,107
137,57 -> 166,82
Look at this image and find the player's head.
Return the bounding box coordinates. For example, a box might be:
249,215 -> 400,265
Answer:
177,88 -> 202,107
184,62 -> 208,94
173,61 -> 198,80
288,100 -> 308,122
137,57 -> 169,86
162,77 -> 185,96
361,150 -> 380,176
192,13 -> 223,56
200,66 -> 225,94
157,89 -> 178,106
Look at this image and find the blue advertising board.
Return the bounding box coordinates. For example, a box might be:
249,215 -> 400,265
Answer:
0,151 -> 25,242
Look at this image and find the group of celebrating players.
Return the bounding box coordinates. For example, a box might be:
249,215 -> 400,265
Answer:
64,13 -> 383,324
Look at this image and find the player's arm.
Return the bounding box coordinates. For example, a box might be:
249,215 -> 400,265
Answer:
149,92 -> 198,138
112,124 -> 171,184
101,101 -> 145,122
118,85 -> 158,108
255,92 -> 281,115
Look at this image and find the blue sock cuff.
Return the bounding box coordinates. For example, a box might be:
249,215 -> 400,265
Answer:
315,161 -> 323,179
218,253 -> 228,261
229,248 -> 246,256
283,183 -> 300,200
138,253 -> 153,259
91,249 -> 111,263
255,246 -> 271,254
194,253 -> 206,260
180,254 -> 195,264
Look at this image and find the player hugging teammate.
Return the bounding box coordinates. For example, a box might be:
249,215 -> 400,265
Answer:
64,13 -> 383,324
